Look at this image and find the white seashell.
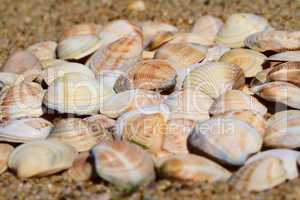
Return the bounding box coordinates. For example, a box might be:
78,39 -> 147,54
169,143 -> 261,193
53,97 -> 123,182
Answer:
0,72 -> 19,88
0,143 -> 14,174
267,51 -> 300,62
169,32 -> 214,46
27,41 -> 57,61
201,45 -> 231,64
40,59 -> 69,69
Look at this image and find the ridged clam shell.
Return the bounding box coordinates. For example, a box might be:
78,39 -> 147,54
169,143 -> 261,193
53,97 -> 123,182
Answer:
267,51 -> 300,62
8,140 -> 77,178
220,48 -> 266,77
61,24 -> 102,39
245,30 -> 300,52
49,118 -> 111,152
92,140 -> 155,188
216,13 -> 269,48
246,149 -> 300,180
58,35 -> 101,60
229,157 -> 287,191
158,154 -> 231,182
209,90 -> 267,116
67,152 -> 92,181
268,62 -> 300,86
0,117 -> 53,143
27,41 -> 57,61
183,62 -> 245,99
89,35 -> 143,75
0,81 -> 44,121
189,117 -> 262,165
0,143 -> 14,174
84,114 -> 116,131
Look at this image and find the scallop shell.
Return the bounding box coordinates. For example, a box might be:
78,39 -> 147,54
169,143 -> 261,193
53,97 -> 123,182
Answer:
84,114 -> 116,131
58,35 -> 101,60
27,41 -> 57,61
229,157 -> 287,191
0,143 -> 14,174
67,152 -> 93,181
49,118 -> 111,152
245,30 -> 300,52
0,81 -> 44,122
183,62 -> 245,99
216,13 -> 269,48
0,117 -> 53,143
189,117 -> 262,165
267,51 -> 300,62
158,154 -> 231,182
209,90 -> 267,116
61,24 -> 102,39
92,140 -> 155,188
246,149 -> 300,180
267,62 -> 300,86
8,140 -> 77,178
220,48 -> 266,77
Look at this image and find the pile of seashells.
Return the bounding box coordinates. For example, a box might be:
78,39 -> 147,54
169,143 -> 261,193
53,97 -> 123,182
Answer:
0,13 -> 300,192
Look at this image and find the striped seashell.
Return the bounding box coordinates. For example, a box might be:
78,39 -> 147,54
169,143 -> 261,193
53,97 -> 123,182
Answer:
61,23 -> 102,40
8,139 -> 77,178
267,51 -> 300,62
157,154 -> 231,182
40,59 -> 69,69
0,143 -> 14,174
148,31 -> 175,51
67,152 -> 93,181
189,117 -> 262,165
27,41 -> 57,61
92,140 -> 155,188
267,62 -> 300,86
84,114 -> 116,132
0,72 -> 19,89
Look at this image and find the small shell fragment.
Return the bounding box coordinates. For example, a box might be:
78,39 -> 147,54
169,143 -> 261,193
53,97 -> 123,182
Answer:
0,143 -> 14,174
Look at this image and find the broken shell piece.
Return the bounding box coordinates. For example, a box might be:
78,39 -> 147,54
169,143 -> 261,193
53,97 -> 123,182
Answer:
27,41 -> 57,61
0,143 -> 14,174
267,62 -> 300,86
267,51 -> 300,62
67,152 -> 93,182
61,24 -> 102,40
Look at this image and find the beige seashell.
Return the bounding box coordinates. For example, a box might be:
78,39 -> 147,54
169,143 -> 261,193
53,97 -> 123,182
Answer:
220,48 -> 266,77
245,30 -> 300,52
0,117 -> 52,143
0,72 -> 19,88
0,143 -> 14,174
58,35 -> 101,60
169,32 -> 215,46
92,140 -> 155,188
148,31 -> 175,51
246,149 -> 300,180
229,157 -> 288,191
267,62 -> 300,86
27,41 -> 57,61
61,24 -> 102,40
209,90 -> 267,116
142,50 -> 155,60
189,117 -> 262,165
1,50 -> 42,74
216,13 -> 269,48
89,35 -> 143,75
84,114 -> 116,131
67,152 -> 93,181
40,59 -> 69,69
8,139 -> 77,178
201,45 -> 230,64
267,51 -> 300,62
128,0 -> 146,11
183,62 -> 245,99
0,81 -> 44,122
158,154 -> 231,182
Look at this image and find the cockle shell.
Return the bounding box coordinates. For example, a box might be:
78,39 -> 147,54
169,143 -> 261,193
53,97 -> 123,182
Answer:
229,157 -> 288,191
246,149 -> 300,180
220,48 -> 266,77
216,13 -> 269,48
0,81 -> 44,122
267,51 -> 300,62
27,41 -> 57,61
245,30 -> 300,52
0,143 -> 14,174
157,154 -> 231,182
8,140 -> 77,178
183,62 -> 245,99
267,62 -> 300,86
67,152 -> 93,181
0,117 -> 53,143
49,118 -> 111,152
92,140 -> 155,188
89,35 -> 143,75
209,90 -> 267,116
58,35 -> 101,60
84,114 -> 116,131
189,117 -> 262,165
61,24 -> 102,39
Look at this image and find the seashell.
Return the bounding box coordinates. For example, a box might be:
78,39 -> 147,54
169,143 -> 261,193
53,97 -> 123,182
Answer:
148,31 -> 175,51
267,62 -> 300,86
169,32 -> 215,46
219,48 -> 266,77
267,51 -> 300,62
157,154 -> 231,182
0,117 -> 52,143
1,50 -> 42,74
84,114 -> 116,131
92,140 -> 155,188
0,72 -> 19,88
40,59 -> 69,69
27,41 -> 57,61
128,0 -> 146,11
49,118 -> 111,152
0,81 -> 44,121
183,62 -> 245,99
0,143 -> 14,174
191,15 -> 223,46
97,70 -> 124,90
8,140 -> 77,178
61,24 -> 102,40
142,50 -> 155,59
264,110 -> 300,148
216,13 -> 269,48
57,35 -> 101,60
67,152 -> 93,181
189,117 -> 262,165
246,149 -> 300,180
209,90 -> 267,116
245,30 -> 300,52
229,157 -> 288,191
89,35 -> 143,75
201,45 -> 230,64
164,88 -> 213,121
43,73 -> 101,115
100,89 -> 162,118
